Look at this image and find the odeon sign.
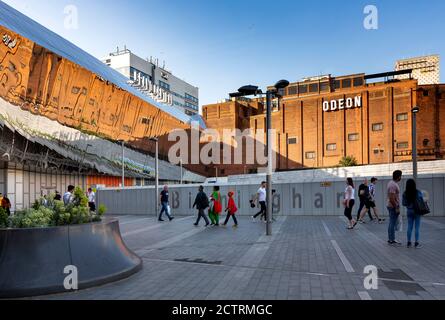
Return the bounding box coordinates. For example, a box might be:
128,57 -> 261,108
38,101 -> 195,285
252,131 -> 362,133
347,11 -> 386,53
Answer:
322,96 -> 362,112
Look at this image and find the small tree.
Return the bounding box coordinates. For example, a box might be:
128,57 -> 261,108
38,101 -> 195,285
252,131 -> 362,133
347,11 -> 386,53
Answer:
339,155 -> 358,167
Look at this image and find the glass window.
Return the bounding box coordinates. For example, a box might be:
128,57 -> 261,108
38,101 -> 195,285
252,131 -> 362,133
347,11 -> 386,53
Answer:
288,137 -> 298,145
299,84 -> 308,94
341,78 -> 352,88
353,77 -> 364,87
288,86 -> 298,95
159,80 -> 170,91
333,80 -> 341,89
372,123 -> 383,131
309,83 -> 318,93
141,117 -> 150,125
348,133 -> 359,141
397,142 -> 409,149
396,113 -> 408,121
320,82 -> 329,91
305,152 -> 316,159
326,143 -> 337,151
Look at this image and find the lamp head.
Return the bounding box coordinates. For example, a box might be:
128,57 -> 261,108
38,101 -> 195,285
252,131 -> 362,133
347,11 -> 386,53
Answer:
238,85 -> 260,96
274,79 -> 290,90
412,106 -> 420,113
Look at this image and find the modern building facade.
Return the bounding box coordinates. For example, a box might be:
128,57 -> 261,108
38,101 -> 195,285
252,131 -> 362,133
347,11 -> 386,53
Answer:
202,70 -> 445,176
395,55 -> 440,85
102,48 -> 200,115
0,2 -> 206,211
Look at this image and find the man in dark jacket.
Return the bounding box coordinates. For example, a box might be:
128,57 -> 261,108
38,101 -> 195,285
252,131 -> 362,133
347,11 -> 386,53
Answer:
193,186 -> 210,226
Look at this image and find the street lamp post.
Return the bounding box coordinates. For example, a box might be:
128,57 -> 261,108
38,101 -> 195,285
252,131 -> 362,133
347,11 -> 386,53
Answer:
412,106 -> 419,180
265,90 -> 273,236
230,80 -> 289,236
180,159 -> 183,185
151,138 -> 159,216
120,140 -> 125,189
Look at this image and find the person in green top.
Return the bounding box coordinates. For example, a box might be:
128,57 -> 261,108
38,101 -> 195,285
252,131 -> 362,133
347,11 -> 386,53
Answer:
209,186 -> 222,226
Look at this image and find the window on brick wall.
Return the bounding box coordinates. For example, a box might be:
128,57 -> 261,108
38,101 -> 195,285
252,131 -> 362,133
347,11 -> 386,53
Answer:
342,78 -> 351,88
288,86 -> 298,95
309,83 -> 319,93
397,142 -> 409,149
396,113 -> 408,121
348,133 -> 359,141
326,143 -> 337,151
305,151 -> 316,159
288,137 -> 298,145
372,123 -> 383,131
299,84 -> 308,94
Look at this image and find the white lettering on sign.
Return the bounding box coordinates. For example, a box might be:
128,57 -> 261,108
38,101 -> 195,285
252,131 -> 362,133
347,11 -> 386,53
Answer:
2,34 -> 17,49
323,96 -> 362,112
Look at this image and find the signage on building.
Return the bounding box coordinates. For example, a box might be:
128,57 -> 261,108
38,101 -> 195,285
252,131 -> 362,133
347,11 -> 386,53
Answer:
322,96 -> 362,112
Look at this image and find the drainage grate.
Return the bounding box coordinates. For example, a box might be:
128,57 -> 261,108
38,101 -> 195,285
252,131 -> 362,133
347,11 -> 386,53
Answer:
174,258 -> 222,265
378,269 -> 426,295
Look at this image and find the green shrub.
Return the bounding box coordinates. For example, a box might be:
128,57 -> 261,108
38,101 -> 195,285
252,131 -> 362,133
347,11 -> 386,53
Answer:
0,207 -> 8,228
10,207 -> 54,228
339,155 -> 358,167
1,187 -> 108,229
98,204 -> 107,217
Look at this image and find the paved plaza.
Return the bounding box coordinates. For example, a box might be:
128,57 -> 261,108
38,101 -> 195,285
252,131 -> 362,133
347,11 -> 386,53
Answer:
35,214 -> 445,300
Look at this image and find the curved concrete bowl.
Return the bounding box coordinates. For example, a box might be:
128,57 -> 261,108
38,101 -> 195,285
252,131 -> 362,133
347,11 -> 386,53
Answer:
0,218 -> 142,298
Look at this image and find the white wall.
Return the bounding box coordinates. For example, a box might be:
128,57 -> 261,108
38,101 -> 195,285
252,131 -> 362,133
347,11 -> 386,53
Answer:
97,175 -> 445,217
5,166 -> 86,212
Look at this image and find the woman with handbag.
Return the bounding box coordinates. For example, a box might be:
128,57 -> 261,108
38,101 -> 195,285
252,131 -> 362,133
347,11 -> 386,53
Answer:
402,179 -> 425,248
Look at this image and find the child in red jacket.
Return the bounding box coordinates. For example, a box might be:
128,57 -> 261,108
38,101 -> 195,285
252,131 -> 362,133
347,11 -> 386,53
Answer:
223,191 -> 238,227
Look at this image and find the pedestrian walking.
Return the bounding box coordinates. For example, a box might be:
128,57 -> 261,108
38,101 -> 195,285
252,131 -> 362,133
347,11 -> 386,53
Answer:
208,186 -> 222,226
193,186 -> 210,226
252,181 -> 267,222
222,191 -> 238,228
357,177 -> 385,223
402,179 -> 424,248
87,188 -> 96,212
343,178 -> 357,229
387,170 -> 403,245
356,178 -> 373,222
158,185 -> 174,222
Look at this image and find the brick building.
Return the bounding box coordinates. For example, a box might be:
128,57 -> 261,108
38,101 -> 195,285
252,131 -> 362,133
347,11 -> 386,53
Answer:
202,71 -> 445,176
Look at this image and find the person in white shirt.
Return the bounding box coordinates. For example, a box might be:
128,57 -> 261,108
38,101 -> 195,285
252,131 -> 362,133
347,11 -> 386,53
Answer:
252,181 -> 267,222
63,185 -> 75,205
343,178 -> 357,229
87,187 -> 96,212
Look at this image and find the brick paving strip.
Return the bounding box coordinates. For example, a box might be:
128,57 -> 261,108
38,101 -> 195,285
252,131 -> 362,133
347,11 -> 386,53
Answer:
337,215 -> 445,299
205,217 -> 288,300
122,216 -> 194,237
132,217 -> 215,255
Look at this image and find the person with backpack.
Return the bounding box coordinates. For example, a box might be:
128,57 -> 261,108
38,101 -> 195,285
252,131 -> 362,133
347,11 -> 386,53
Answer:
208,186 -> 222,226
222,191 -> 238,228
402,179 -> 425,248
193,186 -> 210,226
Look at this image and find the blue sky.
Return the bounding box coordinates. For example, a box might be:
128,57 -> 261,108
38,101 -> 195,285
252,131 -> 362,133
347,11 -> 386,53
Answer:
3,0 -> 445,107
